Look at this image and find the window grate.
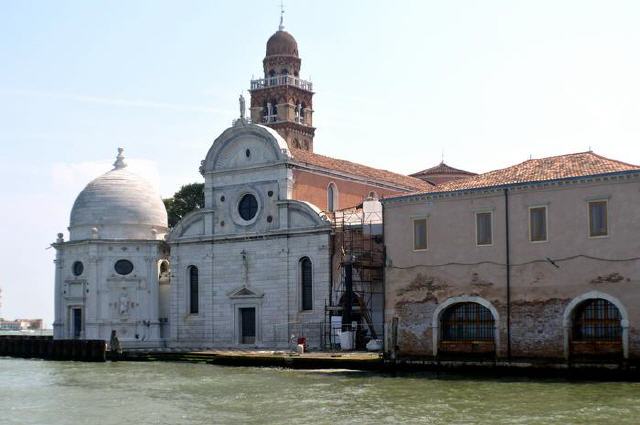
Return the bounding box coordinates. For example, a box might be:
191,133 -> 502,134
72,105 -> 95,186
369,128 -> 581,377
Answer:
573,298 -> 621,341
441,302 -> 494,341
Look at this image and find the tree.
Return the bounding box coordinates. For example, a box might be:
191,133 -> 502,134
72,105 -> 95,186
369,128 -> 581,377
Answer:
163,183 -> 205,227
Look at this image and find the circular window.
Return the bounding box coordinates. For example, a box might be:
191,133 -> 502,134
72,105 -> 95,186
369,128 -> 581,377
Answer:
114,259 -> 134,275
238,194 -> 258,221
72,261 -> 84,276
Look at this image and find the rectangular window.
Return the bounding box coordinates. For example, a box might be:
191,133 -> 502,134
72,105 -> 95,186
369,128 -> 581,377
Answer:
189,266 -> 199,314
301,258 -> 313,311
589,200 -> 608,237
72,308 -> 82,339
476,212 -> 492,246
529,206 -> 547,242
413,218 -> 427,250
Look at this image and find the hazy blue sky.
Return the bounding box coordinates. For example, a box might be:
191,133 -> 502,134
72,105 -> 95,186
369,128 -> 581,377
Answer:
1,1 -> 639,325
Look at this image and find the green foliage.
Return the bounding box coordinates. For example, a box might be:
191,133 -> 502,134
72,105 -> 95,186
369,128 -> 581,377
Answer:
163,183 -> 205,228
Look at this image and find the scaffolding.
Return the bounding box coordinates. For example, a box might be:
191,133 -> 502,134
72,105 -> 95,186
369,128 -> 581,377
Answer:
324,198 -> 385,350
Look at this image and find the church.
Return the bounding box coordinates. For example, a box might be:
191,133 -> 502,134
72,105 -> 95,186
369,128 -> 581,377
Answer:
52,19 -> 455,349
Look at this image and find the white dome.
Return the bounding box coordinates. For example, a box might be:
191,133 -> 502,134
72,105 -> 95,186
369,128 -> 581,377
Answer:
69,149 -> 168,241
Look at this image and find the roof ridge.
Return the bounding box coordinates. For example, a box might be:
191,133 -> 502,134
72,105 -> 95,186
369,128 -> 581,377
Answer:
289,147 -> 431,190
586,151 -> 640,168
411,161 -> 476,176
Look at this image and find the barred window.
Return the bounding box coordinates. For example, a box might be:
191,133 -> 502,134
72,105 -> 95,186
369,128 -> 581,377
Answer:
589,201 -> 608,237
300,257 -> 313,311
476,212 -> 492,246
189,266 -> 199,315
441,302 -> 494,341
529,206 -> 547,242
572,298 -> 621,341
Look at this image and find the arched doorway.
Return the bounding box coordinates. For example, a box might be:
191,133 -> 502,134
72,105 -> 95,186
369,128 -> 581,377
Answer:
568,297 -> 624,360
432,296 -> 499,357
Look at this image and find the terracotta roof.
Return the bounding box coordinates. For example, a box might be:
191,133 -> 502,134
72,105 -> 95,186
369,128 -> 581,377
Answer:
410,162 -> 476,178
289,148 -> 433,191
434,152 -> 640,192
388,152 -> 640,199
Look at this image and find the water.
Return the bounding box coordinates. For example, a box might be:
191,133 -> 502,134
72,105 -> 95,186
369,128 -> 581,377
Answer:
1,358 -> 639,425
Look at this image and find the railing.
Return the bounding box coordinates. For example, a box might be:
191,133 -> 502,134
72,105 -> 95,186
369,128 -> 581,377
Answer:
250,75 -> 313,91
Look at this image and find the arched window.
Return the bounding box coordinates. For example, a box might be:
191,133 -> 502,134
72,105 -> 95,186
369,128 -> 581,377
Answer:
572,298 -> 621,341
327,183 -> 338,212
281,68 -> 289,75
441,302 -> 494,341
300,257 -> 313,310
159,260 -> 169,279
189,266 -> 199,314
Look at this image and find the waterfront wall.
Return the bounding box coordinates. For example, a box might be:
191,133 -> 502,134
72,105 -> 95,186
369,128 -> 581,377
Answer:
0,336 -> 106,361
384,174 -> 640,361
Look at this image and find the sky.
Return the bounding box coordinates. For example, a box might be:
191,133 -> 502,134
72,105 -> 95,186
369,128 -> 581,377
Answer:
1,1 -> 639,325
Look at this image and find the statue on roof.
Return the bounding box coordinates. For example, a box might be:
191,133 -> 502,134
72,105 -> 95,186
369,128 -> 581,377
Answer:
239,94 -> 246,120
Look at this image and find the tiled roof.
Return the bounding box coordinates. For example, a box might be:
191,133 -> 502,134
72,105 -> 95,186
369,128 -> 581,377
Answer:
289,148 -> 433,191
435,152 -> 640,192
388,152 -> 640,198
410,162 -> 476,177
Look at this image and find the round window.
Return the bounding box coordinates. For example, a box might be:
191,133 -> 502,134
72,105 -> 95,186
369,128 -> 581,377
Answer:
238,194 -> 258,221
72,261 -> 84,276
114,259 -> 134,275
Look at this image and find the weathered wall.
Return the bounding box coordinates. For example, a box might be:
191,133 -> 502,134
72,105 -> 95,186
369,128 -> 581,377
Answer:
384,175 -> 640,360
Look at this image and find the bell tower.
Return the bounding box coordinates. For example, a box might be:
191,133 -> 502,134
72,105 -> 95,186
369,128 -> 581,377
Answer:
249,12 -> 315,151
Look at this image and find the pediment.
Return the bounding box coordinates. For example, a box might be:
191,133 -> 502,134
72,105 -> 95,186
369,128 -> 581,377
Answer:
227,286 -> 264,299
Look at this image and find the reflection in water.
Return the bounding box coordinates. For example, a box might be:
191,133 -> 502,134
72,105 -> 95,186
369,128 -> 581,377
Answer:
1,358 -> 639,425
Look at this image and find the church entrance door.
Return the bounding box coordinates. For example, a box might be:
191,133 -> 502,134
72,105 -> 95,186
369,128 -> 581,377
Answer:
240,307 -> 256,344
71,307 -> 82,339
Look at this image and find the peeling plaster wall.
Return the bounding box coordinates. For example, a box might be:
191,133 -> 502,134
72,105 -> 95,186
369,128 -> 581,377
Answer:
384,176 -> 640,360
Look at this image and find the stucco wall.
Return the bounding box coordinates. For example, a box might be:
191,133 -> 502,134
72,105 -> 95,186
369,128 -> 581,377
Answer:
384,175 -> 640,360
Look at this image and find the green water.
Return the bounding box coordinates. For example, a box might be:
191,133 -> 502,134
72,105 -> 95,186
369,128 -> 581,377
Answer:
1,358 -> 639,424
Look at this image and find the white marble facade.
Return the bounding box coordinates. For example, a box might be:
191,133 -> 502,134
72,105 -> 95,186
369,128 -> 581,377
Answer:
54,122 -> 332,349
53,149 -> 169,347
168,121 -> 331,348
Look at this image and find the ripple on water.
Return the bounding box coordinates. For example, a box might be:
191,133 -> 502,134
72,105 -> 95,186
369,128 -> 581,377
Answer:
2,359 -> 640,425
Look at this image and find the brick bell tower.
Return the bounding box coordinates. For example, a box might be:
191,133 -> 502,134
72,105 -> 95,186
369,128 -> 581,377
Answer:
249,12 -> 315,151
